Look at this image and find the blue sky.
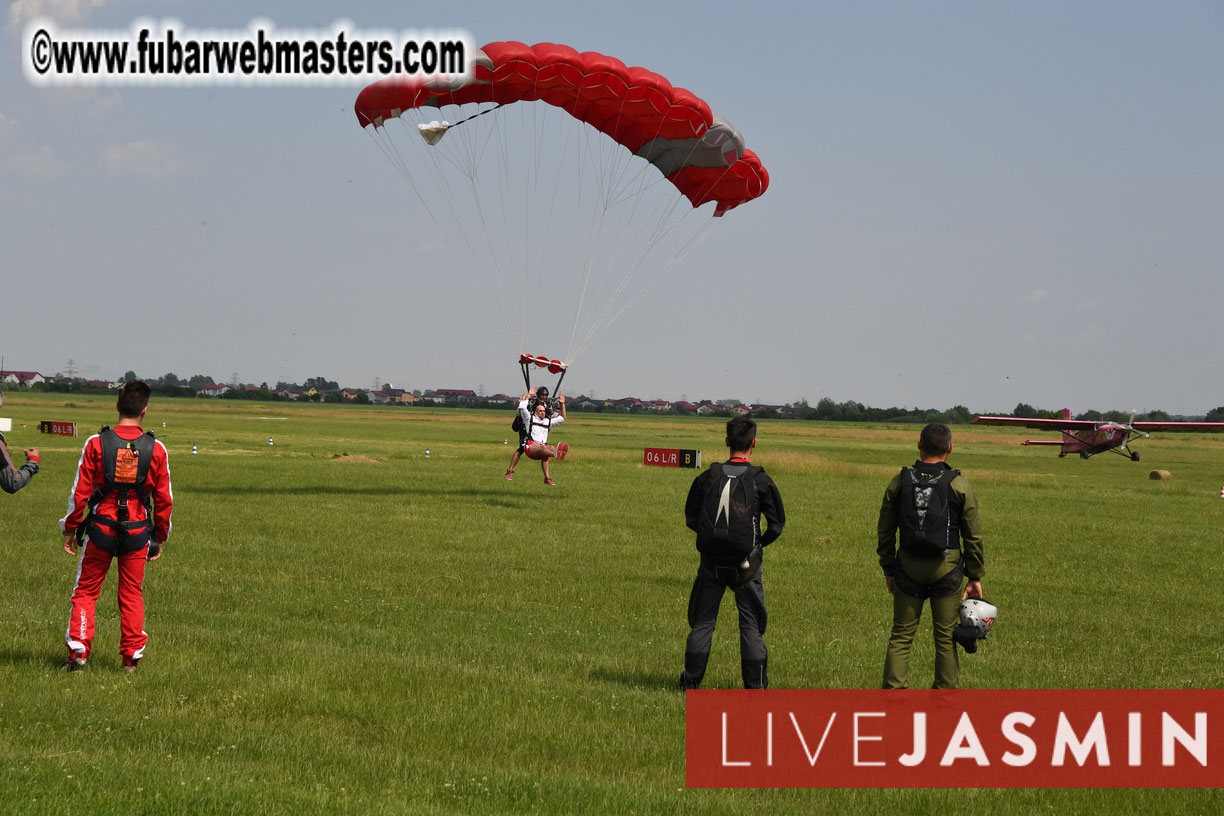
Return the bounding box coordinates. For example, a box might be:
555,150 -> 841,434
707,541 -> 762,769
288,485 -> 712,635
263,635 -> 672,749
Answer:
3,1 -> 1221,413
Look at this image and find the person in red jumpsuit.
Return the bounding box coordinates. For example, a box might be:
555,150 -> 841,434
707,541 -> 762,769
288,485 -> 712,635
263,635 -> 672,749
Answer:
59,381 -> 173,672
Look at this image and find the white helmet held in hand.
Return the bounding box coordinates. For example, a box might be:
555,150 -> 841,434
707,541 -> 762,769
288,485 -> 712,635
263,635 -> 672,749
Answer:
959,598 -> 997,639
954,598 -> 996,653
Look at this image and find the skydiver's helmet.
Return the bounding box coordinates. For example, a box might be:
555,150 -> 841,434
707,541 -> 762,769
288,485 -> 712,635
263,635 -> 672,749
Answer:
530,387 -> 553,416
953,598 -> 997,654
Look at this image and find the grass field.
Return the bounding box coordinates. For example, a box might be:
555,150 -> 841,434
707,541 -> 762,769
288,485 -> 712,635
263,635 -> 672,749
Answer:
2,392 -> 1222,814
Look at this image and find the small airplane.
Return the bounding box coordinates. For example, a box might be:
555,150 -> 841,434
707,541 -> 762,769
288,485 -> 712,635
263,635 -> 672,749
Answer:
971,409 -> 1224,460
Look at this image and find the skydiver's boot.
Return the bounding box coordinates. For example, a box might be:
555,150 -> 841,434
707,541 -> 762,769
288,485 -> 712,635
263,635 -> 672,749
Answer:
742,658 -> 768,690
680,651 -> 709,690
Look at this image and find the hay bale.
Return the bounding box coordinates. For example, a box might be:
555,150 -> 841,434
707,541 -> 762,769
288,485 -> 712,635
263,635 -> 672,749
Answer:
1149,470 -> 1171,481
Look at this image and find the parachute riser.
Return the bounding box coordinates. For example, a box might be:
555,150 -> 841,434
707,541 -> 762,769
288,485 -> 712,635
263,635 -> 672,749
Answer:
519,357 -> 568,407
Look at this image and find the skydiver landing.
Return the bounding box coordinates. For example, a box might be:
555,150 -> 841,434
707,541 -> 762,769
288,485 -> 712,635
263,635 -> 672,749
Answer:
506,389 -> 567,485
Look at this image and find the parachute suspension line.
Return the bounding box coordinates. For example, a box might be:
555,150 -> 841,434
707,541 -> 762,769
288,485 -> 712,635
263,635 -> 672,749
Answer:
487,102 -> 524,349
564,109 -> 684,363
577,117 -> 676,356
394,112 -> 521,350
523,97 -> 543,348
569,125 -> 629,353
521,97 -> 568,352
599,90 -> 639,212
616,105 -> 680,227
368,118 -> 519,351
570,213 -> 720,361
570,148 -> 723,361
535,104 -> 578,333
466,159 -> 524,352
567,186 -> 613,361
437,103 -> 528,351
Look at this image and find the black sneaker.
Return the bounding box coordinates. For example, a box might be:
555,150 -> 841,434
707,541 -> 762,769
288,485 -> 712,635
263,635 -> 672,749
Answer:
61,654 -> 87,672
121,656 -> 140,673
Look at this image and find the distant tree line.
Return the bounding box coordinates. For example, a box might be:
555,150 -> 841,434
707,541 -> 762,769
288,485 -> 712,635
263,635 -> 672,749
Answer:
1006,403 -> 1223,423
22,374 -> 1224,422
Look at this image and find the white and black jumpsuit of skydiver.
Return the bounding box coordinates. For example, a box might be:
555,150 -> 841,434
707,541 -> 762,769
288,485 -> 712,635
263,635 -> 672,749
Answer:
680,461 -> 786,690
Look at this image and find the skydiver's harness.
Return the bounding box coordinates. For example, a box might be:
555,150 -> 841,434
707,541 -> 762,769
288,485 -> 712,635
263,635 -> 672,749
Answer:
78,426 -> 157,555
514,354 -> 568,452
516,407 -> 555,453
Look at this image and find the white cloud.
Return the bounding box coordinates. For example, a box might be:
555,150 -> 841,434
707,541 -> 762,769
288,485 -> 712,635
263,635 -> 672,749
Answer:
7,0 -> 103,32
2,144 -> 68,177
104,140 -> 180,178
1022,289 -> 1050,304
1072,324 -> 1106,346
88,89 -> 121,121
1074,300 -> 1097,312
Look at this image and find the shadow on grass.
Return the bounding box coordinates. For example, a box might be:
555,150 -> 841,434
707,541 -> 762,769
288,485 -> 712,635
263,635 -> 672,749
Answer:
590,666 -> 680,692
0,647 -> 68,670
185,484 -> 550,501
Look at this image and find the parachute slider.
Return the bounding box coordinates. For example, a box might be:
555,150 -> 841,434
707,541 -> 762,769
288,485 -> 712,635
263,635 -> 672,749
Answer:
418,120 -> 451,145
519,354 -> 567,375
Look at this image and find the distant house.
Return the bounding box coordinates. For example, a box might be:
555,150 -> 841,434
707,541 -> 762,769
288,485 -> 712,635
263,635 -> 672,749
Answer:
198,384 -> 230,398
0,370 -> 45,387
672,401 -> 699,413
370,388 -> 418,405
731,405 -> 753,416
430,389 -> 477,403
275,387 -> 302,400
645,399 -> 672,412
696,403 -> 721,416
606,397 -> 642,411
340,388 -> 361,401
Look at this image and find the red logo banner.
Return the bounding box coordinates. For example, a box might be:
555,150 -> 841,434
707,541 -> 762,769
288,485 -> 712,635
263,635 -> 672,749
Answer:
685,690 -> 1224,788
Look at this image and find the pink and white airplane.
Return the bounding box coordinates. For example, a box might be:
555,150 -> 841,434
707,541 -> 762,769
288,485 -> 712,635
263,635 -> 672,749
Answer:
971,409 -> 1224,460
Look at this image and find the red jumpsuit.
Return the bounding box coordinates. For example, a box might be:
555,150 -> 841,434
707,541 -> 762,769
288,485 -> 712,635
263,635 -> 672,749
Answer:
59,425 -> 173,661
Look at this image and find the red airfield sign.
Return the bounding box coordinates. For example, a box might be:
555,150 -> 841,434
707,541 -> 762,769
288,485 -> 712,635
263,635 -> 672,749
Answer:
644,448 -> 701,468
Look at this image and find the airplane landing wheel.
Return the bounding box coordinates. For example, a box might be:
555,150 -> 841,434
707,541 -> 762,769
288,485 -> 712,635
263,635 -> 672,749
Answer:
1131,451 -> 1140,462
1059,452 -> 1066,458
1080,452 -> 1091,459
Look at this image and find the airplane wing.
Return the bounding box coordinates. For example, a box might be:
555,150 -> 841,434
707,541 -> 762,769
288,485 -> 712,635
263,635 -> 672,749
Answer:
1131,422 -> 1224,433
972,416 -> 1099,431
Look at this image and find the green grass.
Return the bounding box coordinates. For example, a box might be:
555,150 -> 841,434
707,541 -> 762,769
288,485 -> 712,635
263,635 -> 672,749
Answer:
2,393 -> 1222,813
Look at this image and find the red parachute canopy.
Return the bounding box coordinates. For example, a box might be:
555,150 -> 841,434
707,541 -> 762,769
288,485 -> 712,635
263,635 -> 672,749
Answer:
354,41 -> 768,216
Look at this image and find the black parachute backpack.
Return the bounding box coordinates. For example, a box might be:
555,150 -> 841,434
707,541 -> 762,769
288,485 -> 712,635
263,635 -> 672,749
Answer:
81,426 -> 158,555
896,466 -> 961,556
696,463 -> 763,555
695,463 -> 763,585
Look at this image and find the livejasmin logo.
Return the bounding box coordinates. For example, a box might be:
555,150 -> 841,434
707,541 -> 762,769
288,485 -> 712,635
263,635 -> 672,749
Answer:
685,690 -> 1224,788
